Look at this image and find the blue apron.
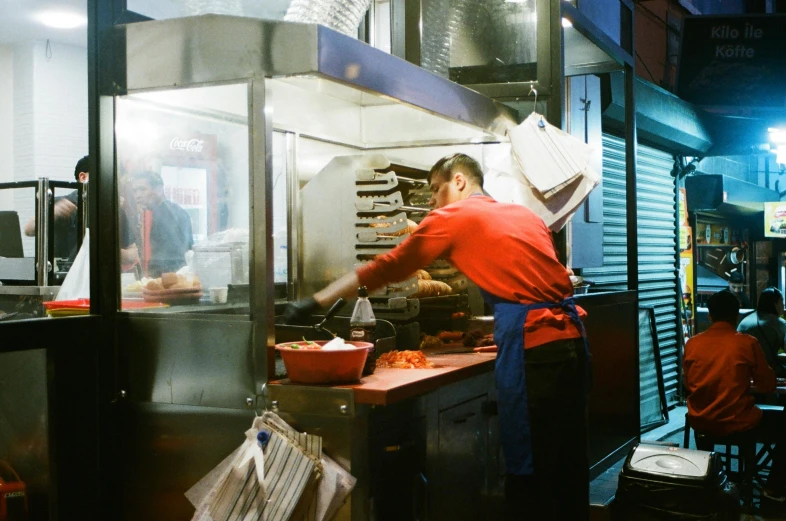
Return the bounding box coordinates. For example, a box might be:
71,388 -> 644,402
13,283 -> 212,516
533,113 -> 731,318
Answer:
483,290 -> 589,475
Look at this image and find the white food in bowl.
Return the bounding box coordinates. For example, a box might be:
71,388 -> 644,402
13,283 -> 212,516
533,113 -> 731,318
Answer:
322,337 -> 348,350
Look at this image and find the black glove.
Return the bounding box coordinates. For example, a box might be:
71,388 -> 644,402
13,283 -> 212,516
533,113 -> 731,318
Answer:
278,297 -> 320,325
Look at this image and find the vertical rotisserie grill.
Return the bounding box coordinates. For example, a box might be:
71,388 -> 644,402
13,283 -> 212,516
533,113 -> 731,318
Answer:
300,154 -> 469,330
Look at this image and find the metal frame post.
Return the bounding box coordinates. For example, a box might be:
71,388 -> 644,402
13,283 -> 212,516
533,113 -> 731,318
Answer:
35,178 -> 50,285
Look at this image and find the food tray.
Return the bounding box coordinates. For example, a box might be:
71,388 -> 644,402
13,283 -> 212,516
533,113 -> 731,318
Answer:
43,299 -> 169,316
142,286 -> 203,296
143,291 -> 203,303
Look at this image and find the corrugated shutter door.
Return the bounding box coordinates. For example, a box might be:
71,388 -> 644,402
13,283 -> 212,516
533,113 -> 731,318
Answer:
582,134 -> 680,405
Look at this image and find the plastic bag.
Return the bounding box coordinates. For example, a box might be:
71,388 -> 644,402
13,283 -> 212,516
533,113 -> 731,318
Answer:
56,229 -> 90,301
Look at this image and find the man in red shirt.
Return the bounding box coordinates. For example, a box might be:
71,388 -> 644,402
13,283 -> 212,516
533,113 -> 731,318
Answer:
282,153 -> 589,519
684,289 -> 786,500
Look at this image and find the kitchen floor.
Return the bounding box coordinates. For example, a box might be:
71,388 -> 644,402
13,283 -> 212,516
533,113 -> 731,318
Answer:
589,406 -> 786,520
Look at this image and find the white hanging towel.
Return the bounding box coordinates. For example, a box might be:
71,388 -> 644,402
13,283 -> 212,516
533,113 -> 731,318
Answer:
484,146 -> 600,232
509,112 -> 593,199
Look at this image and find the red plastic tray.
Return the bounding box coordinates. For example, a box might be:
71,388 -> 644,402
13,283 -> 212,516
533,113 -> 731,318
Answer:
43,299 -> 168,310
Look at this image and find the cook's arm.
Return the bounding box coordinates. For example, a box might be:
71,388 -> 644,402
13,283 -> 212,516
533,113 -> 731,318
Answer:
314,271 -> 361,308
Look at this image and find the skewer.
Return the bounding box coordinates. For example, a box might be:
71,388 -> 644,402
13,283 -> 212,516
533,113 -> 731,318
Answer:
396,176 -> 428,185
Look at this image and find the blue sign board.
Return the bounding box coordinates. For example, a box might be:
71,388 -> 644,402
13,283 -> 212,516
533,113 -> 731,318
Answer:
677,15 -> 786,107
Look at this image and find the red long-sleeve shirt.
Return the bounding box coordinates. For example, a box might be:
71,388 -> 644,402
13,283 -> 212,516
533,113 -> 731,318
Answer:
683,321 -> 775,436
356,195 -> 584,349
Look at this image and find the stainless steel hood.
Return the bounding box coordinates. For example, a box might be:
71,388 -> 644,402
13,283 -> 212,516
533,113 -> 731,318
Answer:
685,173 -> 779,216
602,71 -> 712,156
116,15 -> 517,145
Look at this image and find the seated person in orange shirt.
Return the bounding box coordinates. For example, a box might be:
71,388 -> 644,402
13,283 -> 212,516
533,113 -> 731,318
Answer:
684,289 -> 786,501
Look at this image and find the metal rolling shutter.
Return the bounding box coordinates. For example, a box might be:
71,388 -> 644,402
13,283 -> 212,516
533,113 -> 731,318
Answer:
582,134 -> 680,405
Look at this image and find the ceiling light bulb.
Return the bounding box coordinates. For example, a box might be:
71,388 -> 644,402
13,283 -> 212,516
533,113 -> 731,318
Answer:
36,11 -> 87,29
562,18 -> 573,28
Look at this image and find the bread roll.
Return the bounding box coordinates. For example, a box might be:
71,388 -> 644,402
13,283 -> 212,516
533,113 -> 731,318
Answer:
415,269 -> 431,280
161,272 -> 179,289
407,219 -> 418,235
145,279 -> 164,291
412,279 -> 453,298
370,217 -> 409,237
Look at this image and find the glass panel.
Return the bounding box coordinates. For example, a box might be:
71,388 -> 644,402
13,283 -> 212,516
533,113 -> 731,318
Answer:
372,0 -> 392,54
0,349 -> 49,519
272,131 -> 289,297
116,83 -> 250,313
0,186 -> 64,319
0,0 -> 89,321
128,0 -> 370,38
421,0 -> 538,83
127,0 -> 293,21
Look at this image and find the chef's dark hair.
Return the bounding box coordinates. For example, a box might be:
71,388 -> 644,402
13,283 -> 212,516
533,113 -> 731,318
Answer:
133,171 -> 164,188
428,153 -> 484,188
74,155 -> 89,181
757,287 -> 783,316
708,289 -> 740,324
729,271 -> 744,284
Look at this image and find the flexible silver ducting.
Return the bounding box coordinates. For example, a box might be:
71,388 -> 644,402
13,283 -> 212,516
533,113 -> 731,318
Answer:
183,0 -> 245,15
285,0 -> 372,37
421,0 -> 537,78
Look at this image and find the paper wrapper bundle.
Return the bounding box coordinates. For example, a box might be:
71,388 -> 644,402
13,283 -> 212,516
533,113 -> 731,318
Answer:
484,111 -> 600,231
509,112 -> 595,200
186,412 -> 356,521
484,145 -> 600,232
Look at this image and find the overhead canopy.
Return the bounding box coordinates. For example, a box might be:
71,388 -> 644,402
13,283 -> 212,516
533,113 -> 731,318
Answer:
685,173 -> 779,216
601,72 -> 712,155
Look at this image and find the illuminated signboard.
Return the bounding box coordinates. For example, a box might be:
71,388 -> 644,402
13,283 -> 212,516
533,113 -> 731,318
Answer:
764,201 -> 786,238
677,15 -> 786,107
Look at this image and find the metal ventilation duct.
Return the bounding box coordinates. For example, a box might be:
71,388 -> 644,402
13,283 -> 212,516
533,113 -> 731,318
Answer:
284,0 -> 371,37
183,0 -> 244,15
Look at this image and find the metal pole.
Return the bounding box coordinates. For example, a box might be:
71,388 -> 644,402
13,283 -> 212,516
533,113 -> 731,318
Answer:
622,2 -> 638,292
35,178 -> 50,286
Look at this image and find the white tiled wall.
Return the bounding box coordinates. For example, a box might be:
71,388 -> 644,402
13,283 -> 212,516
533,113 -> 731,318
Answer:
0,46 -> 13,212
11,41 -> 88,255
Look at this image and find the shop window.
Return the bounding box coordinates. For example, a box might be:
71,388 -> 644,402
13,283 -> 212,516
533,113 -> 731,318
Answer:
115,83 -> 251,313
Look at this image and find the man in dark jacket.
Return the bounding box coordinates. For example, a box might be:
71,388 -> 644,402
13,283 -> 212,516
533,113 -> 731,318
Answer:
132,171 -> 193,277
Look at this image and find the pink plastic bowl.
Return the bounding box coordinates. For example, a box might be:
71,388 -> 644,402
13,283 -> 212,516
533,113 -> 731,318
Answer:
275,340 -> 374,384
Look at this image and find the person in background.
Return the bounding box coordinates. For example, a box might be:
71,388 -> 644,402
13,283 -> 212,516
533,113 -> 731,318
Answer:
683,289 -> 786,501
280,153 -> 590,520
738,287 -> 786,378
728,271 -> 752,309
132,171 -> 193,277
24,155 -> 138,268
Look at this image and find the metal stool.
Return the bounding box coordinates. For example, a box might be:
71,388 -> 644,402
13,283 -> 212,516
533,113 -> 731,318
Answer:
685,413 -> 757,507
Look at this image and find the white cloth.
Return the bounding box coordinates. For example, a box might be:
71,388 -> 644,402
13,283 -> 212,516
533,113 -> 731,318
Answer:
55,229 -> 89,301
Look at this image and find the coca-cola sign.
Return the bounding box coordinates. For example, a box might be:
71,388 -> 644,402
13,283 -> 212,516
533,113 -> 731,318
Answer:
170,137 -> 205,153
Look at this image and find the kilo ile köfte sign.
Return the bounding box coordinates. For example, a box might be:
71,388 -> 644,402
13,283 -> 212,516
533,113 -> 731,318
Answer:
677,15 -> 786,107
764,202 -> 786,238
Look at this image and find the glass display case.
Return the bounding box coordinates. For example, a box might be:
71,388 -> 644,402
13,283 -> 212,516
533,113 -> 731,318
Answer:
108,15 -> 513,520
115,83 -> 251,311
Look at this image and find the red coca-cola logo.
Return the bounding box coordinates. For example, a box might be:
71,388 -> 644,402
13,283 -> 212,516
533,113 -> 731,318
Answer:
169,137 -> 205,153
